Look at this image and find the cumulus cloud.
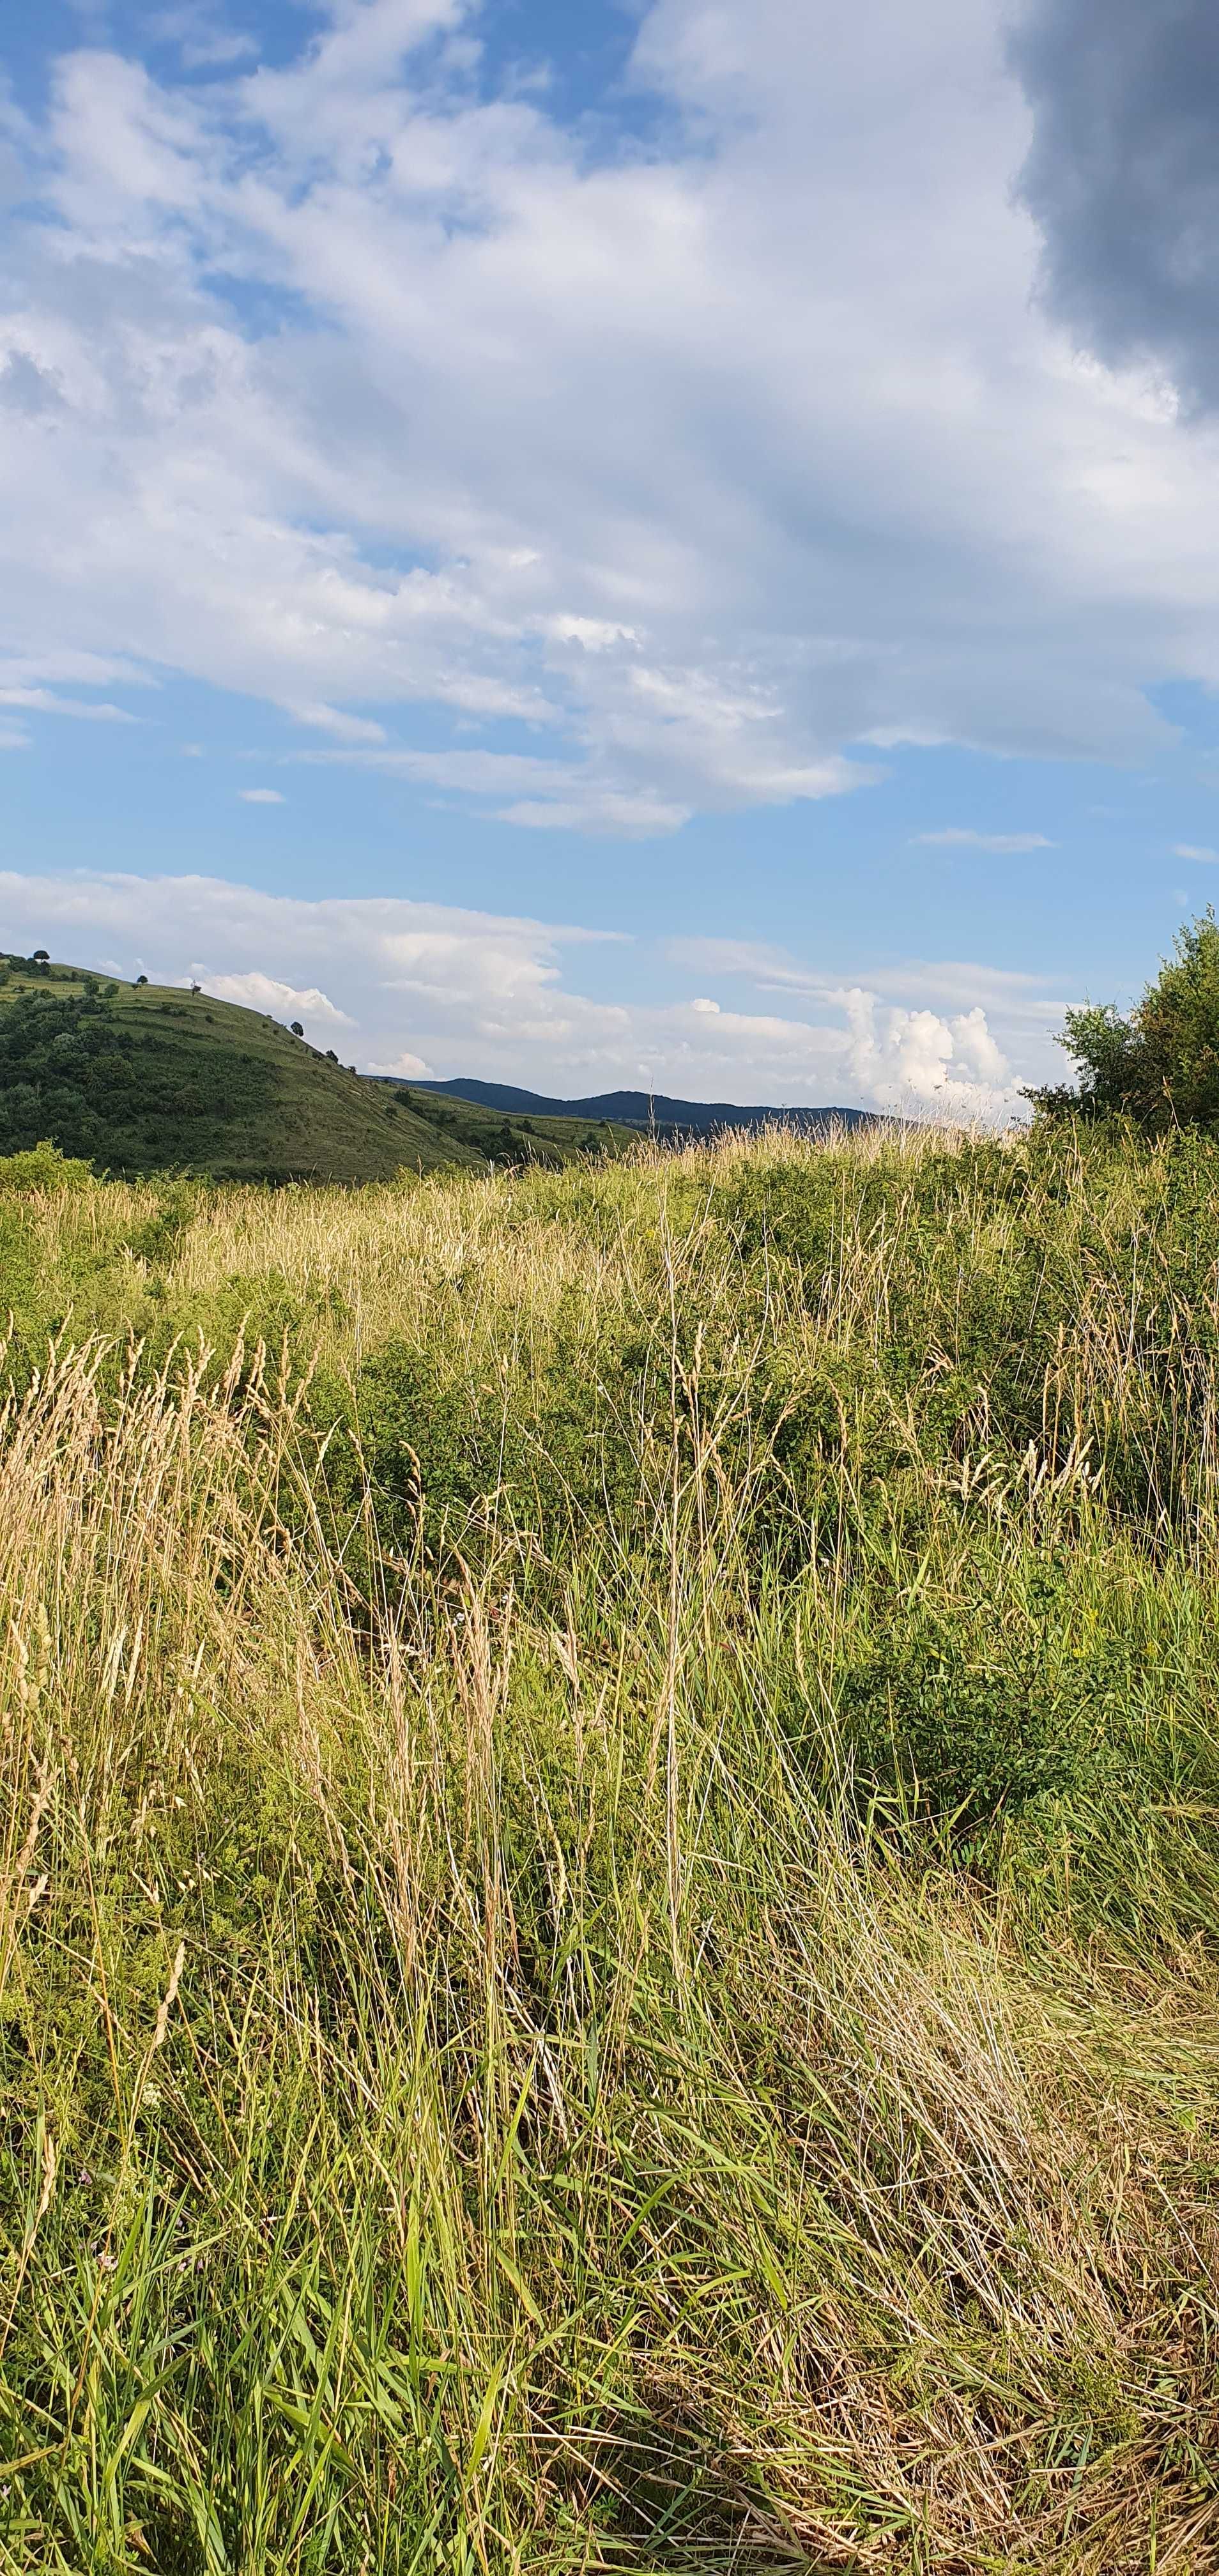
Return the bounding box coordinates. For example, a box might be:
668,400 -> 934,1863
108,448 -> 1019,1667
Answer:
914,829 -> 1055,852
239,788 -> 286,804
201,970 -> 353,1025
844,992 -> 1011,1119
1013,0 -> 1219,411
4,0 -> 1219,835
368,1050 -> 432,1078
0,867 -> 1039,1116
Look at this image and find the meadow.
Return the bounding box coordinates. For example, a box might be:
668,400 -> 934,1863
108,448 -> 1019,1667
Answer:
1,1122 -> 1218,2573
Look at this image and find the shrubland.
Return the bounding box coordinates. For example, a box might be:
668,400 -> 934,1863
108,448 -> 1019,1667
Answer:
1,1121 -> 1218,2572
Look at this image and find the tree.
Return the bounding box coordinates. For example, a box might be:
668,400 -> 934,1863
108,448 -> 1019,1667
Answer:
289,1020 -> 304,1038
135,974 -> 148,986
1027,909 -> 1219,1131
31,948 -> 49,963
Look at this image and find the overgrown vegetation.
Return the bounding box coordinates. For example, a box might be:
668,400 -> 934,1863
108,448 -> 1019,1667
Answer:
1,1121 -> 1218,2570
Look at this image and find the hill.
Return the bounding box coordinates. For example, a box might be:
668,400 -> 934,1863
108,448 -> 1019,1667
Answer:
0,953 -> 477,1181
379,1083 -> 640,1166
406,1074 -> 882,1137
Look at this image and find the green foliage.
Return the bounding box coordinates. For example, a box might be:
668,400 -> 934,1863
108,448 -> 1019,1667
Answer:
0,1138 -> 96,1193
838,1571 -> 1118,1830
1029,907 -> 1219,1129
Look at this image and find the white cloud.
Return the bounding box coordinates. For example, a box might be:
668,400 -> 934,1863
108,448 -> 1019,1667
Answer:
367,1050 -> 432,1078
201,969 -> 353,1024
667,935 -> 1065,1030
1174,843 -> 1219,862
0,726 -> 31,750
914,829 -> 1055,852
291,703 -> 389,745
239,788 -> 286,804
0,687 -> 137,723
843,990 -> 1012,1119
4,0 -> 1219,827
0,866 -> 1032,1116
147,5 -> 259,70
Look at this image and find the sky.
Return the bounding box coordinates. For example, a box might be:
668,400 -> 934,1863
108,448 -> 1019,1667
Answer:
3,0 -> 1219,1114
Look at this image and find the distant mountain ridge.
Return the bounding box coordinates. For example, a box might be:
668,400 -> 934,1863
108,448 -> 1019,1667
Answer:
405,1078 -> 881,1134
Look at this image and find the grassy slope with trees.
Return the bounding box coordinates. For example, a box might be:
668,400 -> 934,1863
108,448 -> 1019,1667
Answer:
0,955 -> 635,1181
1,1095 -> 1218,2570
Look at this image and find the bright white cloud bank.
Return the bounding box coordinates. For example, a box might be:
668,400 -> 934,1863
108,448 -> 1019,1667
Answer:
0,870 -> 1054,1114
3,0 -> 1219,833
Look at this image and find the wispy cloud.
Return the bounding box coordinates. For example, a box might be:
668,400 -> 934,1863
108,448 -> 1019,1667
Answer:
1174,843 -> 1219,862
239,788 -> 286,805
913,830 -> 1055,853
667,936 -> 1064,1026
0,688 -> 137,724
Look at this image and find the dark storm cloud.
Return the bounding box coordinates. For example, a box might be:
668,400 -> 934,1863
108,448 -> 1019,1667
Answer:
1011,0 -> 1219,408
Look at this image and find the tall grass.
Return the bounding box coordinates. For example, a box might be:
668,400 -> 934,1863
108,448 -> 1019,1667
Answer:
1,1124 -> 1218,2571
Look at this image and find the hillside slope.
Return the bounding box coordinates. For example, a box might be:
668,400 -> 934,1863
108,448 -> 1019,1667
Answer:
379,1084 -> 640,1165
0,954 -> 478,1181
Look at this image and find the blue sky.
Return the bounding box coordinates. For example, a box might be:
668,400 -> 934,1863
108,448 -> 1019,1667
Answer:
4,0 -> 1219,1110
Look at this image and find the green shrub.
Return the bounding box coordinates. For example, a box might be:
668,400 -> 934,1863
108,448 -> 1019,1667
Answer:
838,1579 -> 1119,1832
0,1138 -> 96,1193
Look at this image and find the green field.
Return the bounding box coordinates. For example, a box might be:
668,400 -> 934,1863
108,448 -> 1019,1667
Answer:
1,1122 -> 1218,2570
0,958 -> 636,1181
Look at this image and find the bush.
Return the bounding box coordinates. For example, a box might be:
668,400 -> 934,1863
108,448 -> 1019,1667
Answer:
1028,908 -> 1219,1130
0,1139 -> 96,1193
838,1577 -> 1120,1832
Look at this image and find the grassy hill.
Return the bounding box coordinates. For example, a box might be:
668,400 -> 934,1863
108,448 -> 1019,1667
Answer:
0,953 -> 634,1181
